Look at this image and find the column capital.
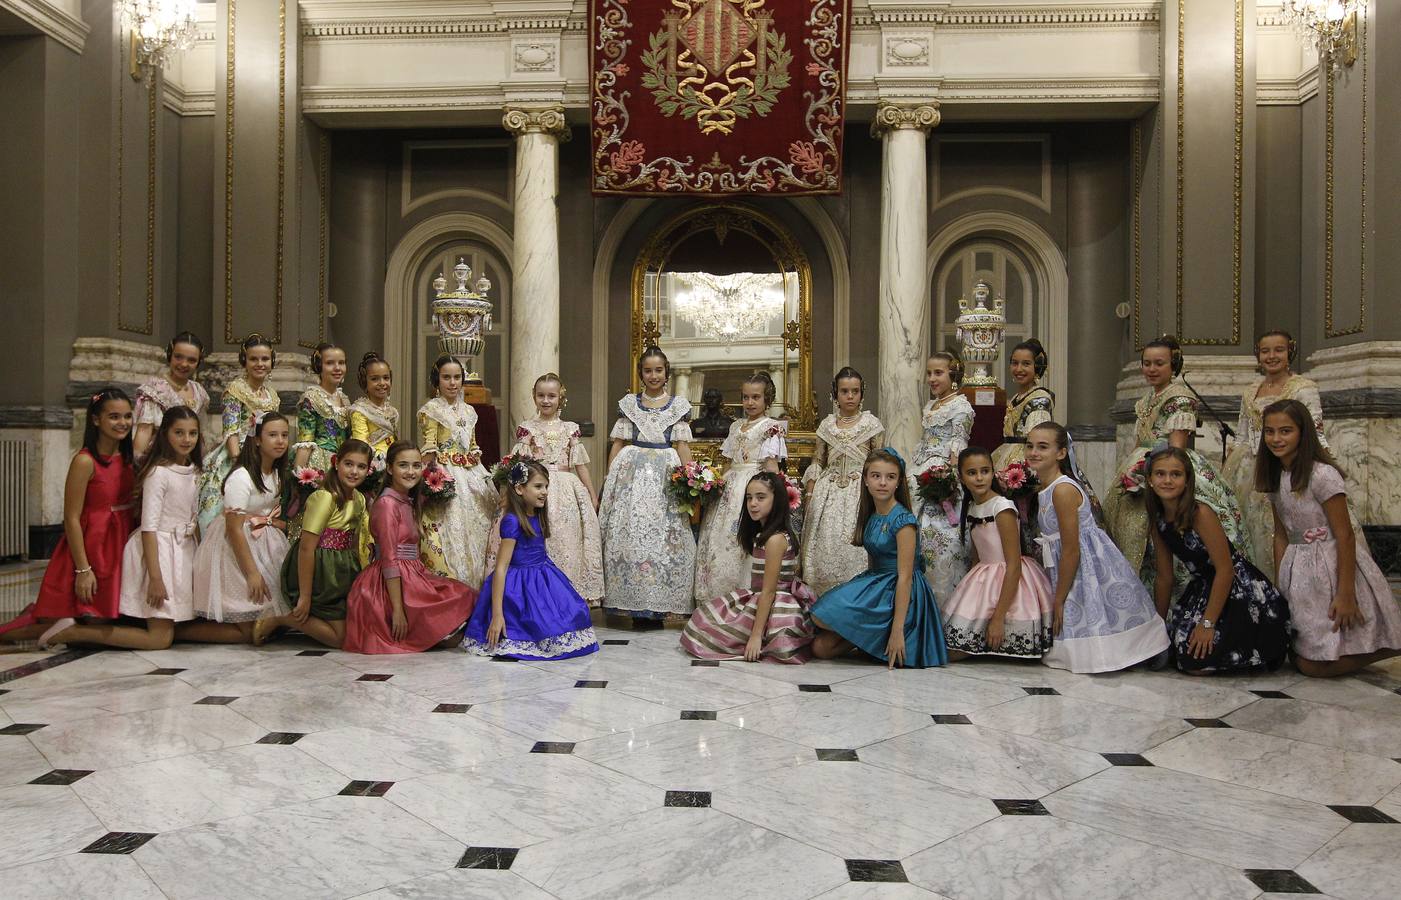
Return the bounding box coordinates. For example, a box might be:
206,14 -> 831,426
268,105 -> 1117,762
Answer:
870,101 -> 941,137
502,105 -> 571,141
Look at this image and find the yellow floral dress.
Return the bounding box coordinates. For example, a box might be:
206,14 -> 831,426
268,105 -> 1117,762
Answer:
418,397 -> 498,590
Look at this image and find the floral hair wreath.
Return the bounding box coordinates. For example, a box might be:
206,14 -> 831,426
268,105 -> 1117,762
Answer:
507,461 -> 530,486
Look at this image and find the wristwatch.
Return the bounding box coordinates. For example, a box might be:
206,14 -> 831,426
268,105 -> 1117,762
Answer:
1200,618 -> 1214,629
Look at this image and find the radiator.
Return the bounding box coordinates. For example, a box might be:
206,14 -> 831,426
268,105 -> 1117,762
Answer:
0,440 -> 28,558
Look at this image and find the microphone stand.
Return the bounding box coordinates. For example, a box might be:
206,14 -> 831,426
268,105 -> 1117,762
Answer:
1179,373 -> 1235,467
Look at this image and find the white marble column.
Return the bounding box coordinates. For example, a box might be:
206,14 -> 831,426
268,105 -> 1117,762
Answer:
872,102 -> 940,458
503,106 -> 569,427
673,367 -> 693,405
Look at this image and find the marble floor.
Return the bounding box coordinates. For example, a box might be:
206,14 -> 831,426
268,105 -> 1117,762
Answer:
2,565 -> 1401,899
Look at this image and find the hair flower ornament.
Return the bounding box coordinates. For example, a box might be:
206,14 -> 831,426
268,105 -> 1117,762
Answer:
508,461 -> 530,487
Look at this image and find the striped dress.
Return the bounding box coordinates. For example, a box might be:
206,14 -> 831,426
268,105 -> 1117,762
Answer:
679,537 -> 816,664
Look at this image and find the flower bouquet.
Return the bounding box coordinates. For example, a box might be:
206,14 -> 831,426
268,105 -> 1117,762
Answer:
915,462 -> 959,507
490,454 -> 520,489
292,466 -> 325,498
997,460 -> 1039,500
1119,457 -> 1148,495
421,463 -> 458,506
666,460 -> 723,520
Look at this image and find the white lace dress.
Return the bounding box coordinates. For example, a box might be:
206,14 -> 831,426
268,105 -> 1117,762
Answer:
417,397 -> 498,590
599,394 -> 696,618
800,411 -> 885,596
912,395 -> 974,599
694,416 -> 787,601
511,417 -> 605,603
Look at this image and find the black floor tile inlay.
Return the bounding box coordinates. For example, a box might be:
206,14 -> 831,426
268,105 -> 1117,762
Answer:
664,790 -> 712,808
195,696 -> 238,705
457,847 -> 519,870
845,859 -> 908,882
931,714 -> 973,725
1102,753 -> 1154,766
1242,869 -> 1322,893
797,684 -> 832,693
993,799 -> 1049,816
680,710 -> 717,721
29,769 -> 94,786
146,668 -> 186,676
816,749 -> 859,762
256,732 -> 307,745
491,656 -> 517,662
1328,805 -> 1398,824
433,703 -> 472,714
1021,686 -> 1060,696
531,741 -> 576,754
0,723 -> 48,735
339,780 -> 395,797
356,673 -> 394,682
0,648 -> 95,685
80,832 -> 157,854
574,680 -> 607,688
602,639 -> 630,646
297,650 -> 330,657
1250,689 -> 1293,699
1185,717 -> 1231,728
690,660 -> 720,667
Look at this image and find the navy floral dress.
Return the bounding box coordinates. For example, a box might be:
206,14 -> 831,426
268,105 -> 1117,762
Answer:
1155,518 -> 1291,673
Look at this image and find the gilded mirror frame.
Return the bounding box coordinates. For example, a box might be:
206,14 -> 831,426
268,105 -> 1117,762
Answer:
630,203 -> 817,469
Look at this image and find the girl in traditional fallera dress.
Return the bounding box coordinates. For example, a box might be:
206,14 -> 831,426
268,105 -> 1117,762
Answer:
1259,400 -> 1401,677
348,352 -> 399,483
252,440 -> 372,648
599,346 -> 697,622
1103,335 -> 1248,582
509,373 -> 604,604
694,371 -> 787,602
912,352 -> 974,598
293,342 -> 351,474
344,442 -> 477,653
990,338 -> 1054,472
1223,331 -> 1328,578
418,354 -> 498,590
182,412 -> 292,644
942,447 -> 1055,660
1027,423 -> 1170,673
802,367 -> 886,596
37,407 -> 203,651
1147,447 -> 1290,674
682,471 -> 816,663
0,390 -> 136,647
197,334 -> 281,530
810,448 -> 948,669
133,331 -> 210,460
463,459 -> 599,659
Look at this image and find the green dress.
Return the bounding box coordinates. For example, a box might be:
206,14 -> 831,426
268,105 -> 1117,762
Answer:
280,488 -> 368,621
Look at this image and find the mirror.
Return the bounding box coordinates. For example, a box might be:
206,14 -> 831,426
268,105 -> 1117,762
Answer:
631,204 -> 816,469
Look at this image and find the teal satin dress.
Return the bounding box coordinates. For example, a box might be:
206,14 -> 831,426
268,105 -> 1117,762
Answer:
810,504 -> 949,668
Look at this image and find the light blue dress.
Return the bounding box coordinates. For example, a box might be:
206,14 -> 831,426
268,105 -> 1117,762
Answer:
1035,475 -> 1169,673
810,504 -> 948,668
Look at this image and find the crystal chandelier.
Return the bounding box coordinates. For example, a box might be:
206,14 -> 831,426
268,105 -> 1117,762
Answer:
118,1 -> 199,79
1280,1 -> 1365,70
674,272 -> 785,345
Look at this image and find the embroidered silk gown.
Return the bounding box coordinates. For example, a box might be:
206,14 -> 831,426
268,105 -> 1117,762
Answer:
196,376 -> 279,530
417,397 -> 498,590
510,417 -> 605,603
134,375 -> 210,452
990,384 -> 1054,471
694,416 -> 788,601
911,395 -> 974,599
293,385 -> 351,474
800,411 -> 885,596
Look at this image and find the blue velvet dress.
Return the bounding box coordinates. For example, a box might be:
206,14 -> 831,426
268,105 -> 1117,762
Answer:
809,504 -> 948,668
462,513 -> 599,660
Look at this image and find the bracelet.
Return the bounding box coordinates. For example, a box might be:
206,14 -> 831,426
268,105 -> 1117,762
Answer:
74,566 -> 93,575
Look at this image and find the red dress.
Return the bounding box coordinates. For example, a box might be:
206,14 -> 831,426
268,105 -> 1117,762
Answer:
343,488 -> 477,654
1,450 -> 135,633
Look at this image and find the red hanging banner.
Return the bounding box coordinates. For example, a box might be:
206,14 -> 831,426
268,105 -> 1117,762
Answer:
590,0 -> 850,196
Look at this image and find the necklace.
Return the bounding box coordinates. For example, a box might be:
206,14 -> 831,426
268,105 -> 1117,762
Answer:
835,411 -> 861,427
641,391 -> 670,408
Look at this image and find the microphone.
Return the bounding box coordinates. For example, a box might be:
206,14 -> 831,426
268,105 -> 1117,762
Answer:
1179,373 -> 1235,467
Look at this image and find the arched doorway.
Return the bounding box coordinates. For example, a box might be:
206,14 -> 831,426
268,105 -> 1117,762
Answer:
927,211 -> 1069,405
383,213 -> 513,452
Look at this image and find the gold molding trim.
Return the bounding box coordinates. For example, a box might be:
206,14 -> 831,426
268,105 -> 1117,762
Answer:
222,0 -> 236,343
1173,0 -> 1243,347
116,30 -> 154,336
222,0 -> 288,346
300,131 -> 329,350
1324,7 -> 1367,339
1132,120 -> 1143,349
